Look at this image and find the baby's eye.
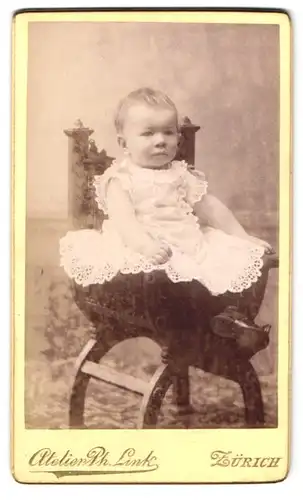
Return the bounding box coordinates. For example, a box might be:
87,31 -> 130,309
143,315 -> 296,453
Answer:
141,131 -> 153,137
164,130 -> 176,136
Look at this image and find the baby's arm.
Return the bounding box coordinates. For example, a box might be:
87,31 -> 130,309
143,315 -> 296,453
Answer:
194,194 -> 274,252
106,178 -> 171,264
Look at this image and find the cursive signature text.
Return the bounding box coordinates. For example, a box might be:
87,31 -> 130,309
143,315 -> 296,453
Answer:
29,447 -> 159,475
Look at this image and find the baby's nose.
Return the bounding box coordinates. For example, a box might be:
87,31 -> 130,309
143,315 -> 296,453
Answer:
154,133 -> 166,146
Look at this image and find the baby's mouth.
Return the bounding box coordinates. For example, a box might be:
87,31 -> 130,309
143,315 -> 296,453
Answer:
152,151 -> 167,156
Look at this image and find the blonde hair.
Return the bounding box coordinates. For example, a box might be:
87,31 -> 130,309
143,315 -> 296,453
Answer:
114,87 -> 178,133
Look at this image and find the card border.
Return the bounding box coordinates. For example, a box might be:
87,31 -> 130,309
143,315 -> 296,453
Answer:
11,9 -> 292,484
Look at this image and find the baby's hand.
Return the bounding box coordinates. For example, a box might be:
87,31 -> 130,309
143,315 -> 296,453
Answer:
139,235 -> 172,265
244,234 -> 275,254
150,242 -> 172,265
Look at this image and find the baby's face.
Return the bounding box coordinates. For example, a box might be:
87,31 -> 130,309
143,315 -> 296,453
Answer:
121,104 -> 179,168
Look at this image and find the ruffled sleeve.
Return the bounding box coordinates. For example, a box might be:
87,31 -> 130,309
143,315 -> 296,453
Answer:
179,161 -> 208,206
93,160 -> 131,215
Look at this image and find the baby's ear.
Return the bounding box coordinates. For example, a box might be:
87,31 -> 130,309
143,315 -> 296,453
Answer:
117,135 -> 126,149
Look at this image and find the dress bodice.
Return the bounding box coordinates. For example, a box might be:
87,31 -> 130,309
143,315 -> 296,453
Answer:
93,159 -> 208,252
60,158 -> 265,295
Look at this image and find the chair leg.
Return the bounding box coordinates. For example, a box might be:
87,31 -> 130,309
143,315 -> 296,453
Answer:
137,364 -> 173,428
69,337 -> 113,428
69,372 -> 91,428
229,359 -> 265,427
171,367 -> 194,415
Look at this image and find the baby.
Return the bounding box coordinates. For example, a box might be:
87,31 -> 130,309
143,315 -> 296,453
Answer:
60,87 -> 274,336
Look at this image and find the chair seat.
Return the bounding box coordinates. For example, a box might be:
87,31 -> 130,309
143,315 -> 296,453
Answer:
72,269 -> 271,361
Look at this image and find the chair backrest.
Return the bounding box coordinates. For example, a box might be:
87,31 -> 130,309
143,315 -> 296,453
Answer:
64,117 -> 200,229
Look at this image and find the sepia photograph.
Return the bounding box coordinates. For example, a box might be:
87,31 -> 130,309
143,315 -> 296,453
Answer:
23,17 -> 282,432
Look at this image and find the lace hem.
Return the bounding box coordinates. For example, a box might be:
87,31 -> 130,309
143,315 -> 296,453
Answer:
217,247 -> 264,294
59,242 -> 265,296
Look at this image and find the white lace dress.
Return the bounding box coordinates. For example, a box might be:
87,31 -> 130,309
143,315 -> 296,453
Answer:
59,159 -> 265,296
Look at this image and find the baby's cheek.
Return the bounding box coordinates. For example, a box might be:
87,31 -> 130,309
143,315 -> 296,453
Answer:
143,144 -> 153,155
169,136 -> 179,147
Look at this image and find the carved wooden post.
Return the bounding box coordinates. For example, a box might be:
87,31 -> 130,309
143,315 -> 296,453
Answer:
64,121 -> 114,229
64,119 -> 94,228
176,116 -> 201,166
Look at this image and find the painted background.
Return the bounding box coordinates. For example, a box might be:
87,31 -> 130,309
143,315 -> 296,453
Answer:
27,22 -> 279,221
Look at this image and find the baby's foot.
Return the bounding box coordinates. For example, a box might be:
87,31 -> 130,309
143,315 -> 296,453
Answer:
244,234 -> 275,254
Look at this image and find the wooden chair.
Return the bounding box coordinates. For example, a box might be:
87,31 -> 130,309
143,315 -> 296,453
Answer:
63,119 -> 278,429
